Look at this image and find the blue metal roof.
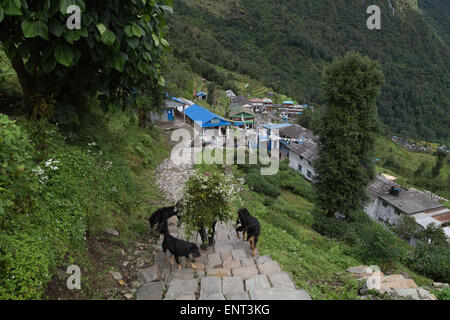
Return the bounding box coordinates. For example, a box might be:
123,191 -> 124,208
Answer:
165,93 -> 185,105
184,104 -> 231,128
263,123 -> 292,130
283,101 -> 294,105
196,91 -> 207,97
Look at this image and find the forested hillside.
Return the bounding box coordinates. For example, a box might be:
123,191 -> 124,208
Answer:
419,0 -> 450,44
168,0 -> 449,142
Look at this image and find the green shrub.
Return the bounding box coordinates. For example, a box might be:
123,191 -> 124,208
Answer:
1,109 -> 167,299
432,286 -> 450,301
244,173 -> 281,198
312,210 -> 358,244
353,224 -> 407,269
0,114 -> 39,218
408,242 -> 450,283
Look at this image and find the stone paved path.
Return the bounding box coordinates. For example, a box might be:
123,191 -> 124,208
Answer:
136,156 -> 311,300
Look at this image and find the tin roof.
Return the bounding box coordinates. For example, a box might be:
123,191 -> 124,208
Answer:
367,175 -> 397,200
287,140 -> 319,162
184,104 -> 230,128
280,124 -> 316,141
380,189 -> 444,215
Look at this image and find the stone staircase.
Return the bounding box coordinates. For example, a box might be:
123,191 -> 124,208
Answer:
136,156 -> 311,300
136,218 -> 311,300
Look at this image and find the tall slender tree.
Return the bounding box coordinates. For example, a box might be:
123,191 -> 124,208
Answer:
313,52 -> 384,218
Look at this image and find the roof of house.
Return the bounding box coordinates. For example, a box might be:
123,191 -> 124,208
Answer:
230,95 -> 251,106
412,206 -> 450,232
367,175 -> 397,200
196,91 -> 207,97
262,123 -> 292,130
165,93 -> 186,105
250,98 -> 265,103
380,189 -> 444,215
184,104 -> 230,128
229,105 -> 255,118
280,124 -> 316,141
287,140 -> 319,162
177,97 -> 195,106
283,101 -> 294,105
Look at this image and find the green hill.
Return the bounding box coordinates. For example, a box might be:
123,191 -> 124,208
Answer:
168,0 -> 449,142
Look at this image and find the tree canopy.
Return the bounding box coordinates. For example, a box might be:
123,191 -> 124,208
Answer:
313,52 -> 384,217
0,0 -> 172,123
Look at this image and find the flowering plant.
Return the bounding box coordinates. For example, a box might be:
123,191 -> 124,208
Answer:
180,167 -> 241,242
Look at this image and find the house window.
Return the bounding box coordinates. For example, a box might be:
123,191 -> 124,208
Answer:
298,164 -> 303,173
299,155 -> 304,160
307,160 -> 312,166
382,200 -> 388,208
394,209 -> 401,216
307,170 -> 312,178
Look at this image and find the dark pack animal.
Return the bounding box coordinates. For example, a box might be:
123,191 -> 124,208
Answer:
159,220 -> 201,270
236,208 -> 261,257
148,205 -> 180,232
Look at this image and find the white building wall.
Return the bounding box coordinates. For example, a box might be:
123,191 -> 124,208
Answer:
364,199 -> 402,226
289,152 -> 315,181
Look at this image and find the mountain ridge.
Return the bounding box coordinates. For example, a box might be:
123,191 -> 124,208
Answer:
168,0 -> 449,142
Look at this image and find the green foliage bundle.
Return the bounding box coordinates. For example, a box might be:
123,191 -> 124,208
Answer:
180,166 -> 240,242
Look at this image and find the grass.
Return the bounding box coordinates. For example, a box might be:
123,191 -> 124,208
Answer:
375,136 -> 449,199
233,159 -> 437,299
241,190 -> 363,300
1,104 -> 172,299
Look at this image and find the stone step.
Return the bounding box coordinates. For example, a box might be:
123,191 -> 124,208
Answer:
136,281 -> 164,300
248,287 -> 312,300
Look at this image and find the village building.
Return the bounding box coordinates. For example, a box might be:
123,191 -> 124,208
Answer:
263,98 -> 273,111
365,175 -> 450,238
278,124 -> 316,159
195,91 -> 207,100
230,95 -> 251,106
229,105 -> 256,129
225,90 -> 236,98
150,94 -> 186,123
286,140 -> 319,181
184,104 -> 231,137
261,122 -> 292,155
250,98 -> 265,112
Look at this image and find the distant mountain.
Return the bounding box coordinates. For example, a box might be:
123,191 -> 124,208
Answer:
168,0 -> 449,142
419,0 -> 450,44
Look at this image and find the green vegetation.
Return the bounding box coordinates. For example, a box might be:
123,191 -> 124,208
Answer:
180,164 -> 240,241
374,137 -> 449,199
0,1 -> 173,300
0,106 -> 169,299
0,0 -> 170,126
169,0 -> 449,142
234,160 -> 437,299
314,53 -> 384,217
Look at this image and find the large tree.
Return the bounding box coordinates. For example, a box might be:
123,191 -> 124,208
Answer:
313,52 -> 384,218
0,0 -> 172,125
